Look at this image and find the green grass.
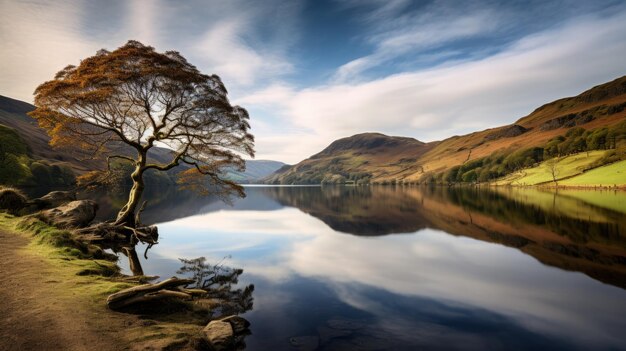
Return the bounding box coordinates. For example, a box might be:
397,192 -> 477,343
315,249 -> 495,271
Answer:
0,214 -> 132,297
0,214 -> 212,349
495,150 -> 608,186
560,160 -> 626,187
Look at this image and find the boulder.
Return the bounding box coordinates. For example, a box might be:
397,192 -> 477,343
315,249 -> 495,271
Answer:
32,191 -> 76,210
219,315 -> 250,334
203,320 -> 234,351
0,187 -> 27,215
38,200 -> 98,228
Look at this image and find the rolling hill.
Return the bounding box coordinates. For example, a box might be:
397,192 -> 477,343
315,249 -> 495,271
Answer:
222,160 -> 286,183
266,75 -> 626,185
0,95 -> 284,188
265,132 -> 436,184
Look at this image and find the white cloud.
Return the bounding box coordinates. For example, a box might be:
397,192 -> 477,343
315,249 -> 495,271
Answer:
0,0 -> 298,102
192,17 -> 293,88
334,9 -> 499,82
0,1 -> 100,102
2,1 -> 626,166
242,11 -> 626,163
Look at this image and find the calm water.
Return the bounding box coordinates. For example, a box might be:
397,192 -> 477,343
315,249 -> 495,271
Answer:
125,186 -> 626,350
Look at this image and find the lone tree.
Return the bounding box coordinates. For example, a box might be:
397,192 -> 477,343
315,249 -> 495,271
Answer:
546,157 -> 560,186
29,41 -> 254,274
30,41 -> 254,228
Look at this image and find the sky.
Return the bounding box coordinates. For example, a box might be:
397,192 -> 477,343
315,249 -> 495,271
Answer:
1,0 -> 626,164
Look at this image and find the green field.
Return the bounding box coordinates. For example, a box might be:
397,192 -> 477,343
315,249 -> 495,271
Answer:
560,160 -> 626,187
494,150 -> 607,186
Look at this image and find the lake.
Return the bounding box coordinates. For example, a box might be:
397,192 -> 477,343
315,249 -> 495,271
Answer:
125,186 -> 626,350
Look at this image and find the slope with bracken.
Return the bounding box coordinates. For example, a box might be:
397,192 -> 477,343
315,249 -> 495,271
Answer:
267,75 -> 626,184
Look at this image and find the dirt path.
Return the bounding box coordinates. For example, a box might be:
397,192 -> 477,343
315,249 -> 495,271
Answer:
0,228 -> 132,351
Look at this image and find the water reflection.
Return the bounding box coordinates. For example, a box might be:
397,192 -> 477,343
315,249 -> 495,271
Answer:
128,186 -> 626,350
260,186 -> 626,290
176,256 -> 254,317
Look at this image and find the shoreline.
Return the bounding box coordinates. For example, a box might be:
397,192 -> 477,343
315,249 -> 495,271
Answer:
0,214 -> 209,351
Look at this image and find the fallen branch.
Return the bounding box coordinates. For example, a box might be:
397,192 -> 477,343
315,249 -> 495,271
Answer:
107,277 -> 195,310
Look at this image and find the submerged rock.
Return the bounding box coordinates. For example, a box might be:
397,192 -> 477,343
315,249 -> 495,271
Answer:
37,200 -> 97,228
289,335 -> 319,351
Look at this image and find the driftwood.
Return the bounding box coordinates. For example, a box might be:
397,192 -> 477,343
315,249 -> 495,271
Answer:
106,277 -> 200,310
75,222 -> 158,245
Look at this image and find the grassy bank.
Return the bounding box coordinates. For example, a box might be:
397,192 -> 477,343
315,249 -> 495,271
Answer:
0,214 -> 208,351
0,213 -> 132,298
493,150 -> 626,188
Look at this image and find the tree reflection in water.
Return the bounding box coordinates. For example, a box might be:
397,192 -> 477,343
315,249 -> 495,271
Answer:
262,185 -> 626,290
177,256 -> 254,318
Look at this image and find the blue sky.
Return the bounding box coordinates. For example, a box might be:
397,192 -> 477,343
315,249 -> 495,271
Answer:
1,0 -> 626,163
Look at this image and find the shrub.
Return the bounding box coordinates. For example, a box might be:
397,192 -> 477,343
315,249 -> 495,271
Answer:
0,187 -> 28,214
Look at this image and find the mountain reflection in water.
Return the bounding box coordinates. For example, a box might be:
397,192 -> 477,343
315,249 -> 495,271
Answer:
120,186 -> 626,350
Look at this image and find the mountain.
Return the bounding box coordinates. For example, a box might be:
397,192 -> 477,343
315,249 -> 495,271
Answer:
266,76 -> 626,184
265,132 -> 436,184
0,95 -> 178,174
0,95 -> 98,173
0,95 -> 284,189
223,160 -> 286,183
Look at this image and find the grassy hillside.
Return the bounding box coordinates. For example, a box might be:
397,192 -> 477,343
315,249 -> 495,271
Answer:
0,95 -> 285,193
409,76 -> 626,182
560,160 -> 626,187
0,123 -> 74,189
267,75 -> 626,185
494,150 -> 607,186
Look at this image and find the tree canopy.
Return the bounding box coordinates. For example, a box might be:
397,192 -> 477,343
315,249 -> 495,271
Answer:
30,40 -> 255,226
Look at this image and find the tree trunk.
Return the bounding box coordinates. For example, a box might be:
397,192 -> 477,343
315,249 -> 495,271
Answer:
115,152 -> 147,227
113,151 -> 148,276
124,246 -> 144,276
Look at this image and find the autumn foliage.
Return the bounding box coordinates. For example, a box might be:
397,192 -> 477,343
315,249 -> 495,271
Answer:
29,40 -> 254,225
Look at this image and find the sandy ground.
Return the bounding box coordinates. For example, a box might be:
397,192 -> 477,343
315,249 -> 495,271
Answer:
0,228 -> 132,351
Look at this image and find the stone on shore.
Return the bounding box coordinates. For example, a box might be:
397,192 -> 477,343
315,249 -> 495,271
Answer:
203,320 -> 234,351
32,191 -> 76,209
37,200 -> 98,228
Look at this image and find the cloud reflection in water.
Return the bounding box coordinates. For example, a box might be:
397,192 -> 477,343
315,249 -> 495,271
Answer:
138,188 -> 626,349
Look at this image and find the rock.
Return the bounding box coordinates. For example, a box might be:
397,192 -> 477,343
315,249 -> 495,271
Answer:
0,187 -> 27,215
219,315 -> 250,334
203,320 -> 234,351
37,200 -> 98,228
32,191 -> 76,209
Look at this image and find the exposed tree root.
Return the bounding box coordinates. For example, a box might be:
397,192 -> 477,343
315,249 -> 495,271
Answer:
106,277 -> 199,310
